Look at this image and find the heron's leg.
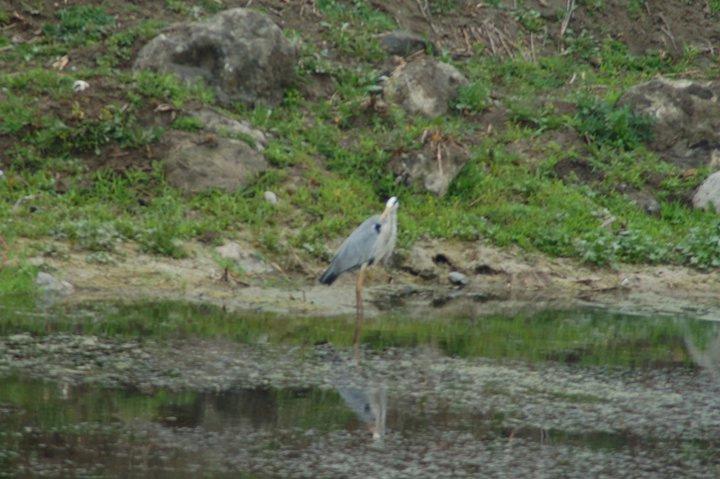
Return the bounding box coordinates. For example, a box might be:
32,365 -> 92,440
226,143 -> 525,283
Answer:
353,264 -> 367,367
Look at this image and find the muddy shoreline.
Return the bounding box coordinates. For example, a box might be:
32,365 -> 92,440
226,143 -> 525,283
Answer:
25,239 -> 720,320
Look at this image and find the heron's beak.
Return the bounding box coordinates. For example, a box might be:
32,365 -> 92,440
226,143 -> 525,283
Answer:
380,197 -> 398,220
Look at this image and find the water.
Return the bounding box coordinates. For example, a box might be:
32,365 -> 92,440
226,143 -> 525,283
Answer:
2,302 -> 720,477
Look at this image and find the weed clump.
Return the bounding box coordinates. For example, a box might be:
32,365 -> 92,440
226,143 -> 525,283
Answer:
43,6 -> 116,45
575,97 -> 653,150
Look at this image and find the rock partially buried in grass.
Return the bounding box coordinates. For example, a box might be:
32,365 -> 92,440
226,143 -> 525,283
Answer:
383,56 -> 467,118
390,140 -> 470,196
36,272 -> 74,296
134,8 -> 297,107
163,131 -> 268,194
215,241 -> 274,274
692,171 -> 720,212
191,108 -> 268,152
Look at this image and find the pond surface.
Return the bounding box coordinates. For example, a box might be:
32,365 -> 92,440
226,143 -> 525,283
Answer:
1,301 -> 720,477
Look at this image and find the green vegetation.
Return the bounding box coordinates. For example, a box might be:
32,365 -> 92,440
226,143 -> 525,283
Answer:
1,0 -> 720,273
0,300 -> 715,368
0,263 -> 37,296
43,6 -> 116,46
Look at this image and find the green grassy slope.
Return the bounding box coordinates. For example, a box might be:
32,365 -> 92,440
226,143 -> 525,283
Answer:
2,0 -> 720,287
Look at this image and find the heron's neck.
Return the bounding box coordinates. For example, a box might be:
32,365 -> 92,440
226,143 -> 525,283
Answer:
381,209 -> 396,223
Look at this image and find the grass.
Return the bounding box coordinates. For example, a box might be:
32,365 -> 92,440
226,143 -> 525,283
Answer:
1,0 -> 720,273
43,5 -> 116,46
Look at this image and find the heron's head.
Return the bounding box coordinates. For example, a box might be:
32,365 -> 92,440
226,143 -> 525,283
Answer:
381,196 -> 399,219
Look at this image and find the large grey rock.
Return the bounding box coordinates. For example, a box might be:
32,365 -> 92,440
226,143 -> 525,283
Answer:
693,171 -> 720,212
191,108 -> 267,151
134,8 -> 296,106
163,131 -> 268,193
379,30 -> 435,57
383,56 -> 467,118
619,78 -> 720,168
389,141 -> 470,196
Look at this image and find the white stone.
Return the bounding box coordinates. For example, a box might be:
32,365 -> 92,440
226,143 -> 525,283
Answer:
263,191 -> 278,205
72,80 -> 89,92
449,271 -> 468,286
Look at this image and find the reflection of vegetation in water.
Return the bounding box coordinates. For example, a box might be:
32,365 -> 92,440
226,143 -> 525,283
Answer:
0,376 -> 360,475
0,377 -> 196,428
0,376 -> 355,437
1,300 -> 717,368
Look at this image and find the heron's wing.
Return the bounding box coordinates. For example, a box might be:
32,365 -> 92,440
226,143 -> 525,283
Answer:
326,215 -> 382,276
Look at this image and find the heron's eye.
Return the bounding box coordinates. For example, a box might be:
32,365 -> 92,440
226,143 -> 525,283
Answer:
374,223 -> 381,233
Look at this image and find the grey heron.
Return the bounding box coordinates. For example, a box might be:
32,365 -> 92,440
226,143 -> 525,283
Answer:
319,196 -> 399,364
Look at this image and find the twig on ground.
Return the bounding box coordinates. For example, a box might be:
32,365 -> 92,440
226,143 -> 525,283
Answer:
0,236 -> 8,267
560,0 -> 575,38
414,0 -> 438,35
658,14 -> 677,51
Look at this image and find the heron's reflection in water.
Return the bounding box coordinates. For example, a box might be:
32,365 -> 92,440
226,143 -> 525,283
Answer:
685,324 -> 720,378
336,382 -> 387,440
327,348 -> 388,441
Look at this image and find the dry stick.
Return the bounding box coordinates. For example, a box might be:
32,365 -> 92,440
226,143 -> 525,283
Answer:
560,0 -> 575,38
492,25 -> 514,57
462,27 -> 472,53
414,0 -> 438,35
436,143 -> 444,176
478,25 -> 497,56
530,33 -> 536,63
0,236 -> 8,267
658,14 -> 677,51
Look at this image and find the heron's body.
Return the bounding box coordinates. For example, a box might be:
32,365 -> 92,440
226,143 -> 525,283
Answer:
319,197 -> 399,365
319,208 -> 397,284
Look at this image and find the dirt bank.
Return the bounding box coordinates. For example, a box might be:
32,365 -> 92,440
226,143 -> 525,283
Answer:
26,238 -> 720,320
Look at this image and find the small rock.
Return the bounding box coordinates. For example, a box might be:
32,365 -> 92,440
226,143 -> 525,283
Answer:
263,191 -> 278,205
163,131 -> 268,194
379,30 -> 435,57
191,108 -> 268,152
402,245 -> 438,279
389,141 -> 470,197
36,272 -> 74,296
7,333 -> 32,344
449,271 -> 468,286
693,171 -> 720,212
634,192 -> 661,216
383,56 -> 467,118
72,80 -> 89,92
